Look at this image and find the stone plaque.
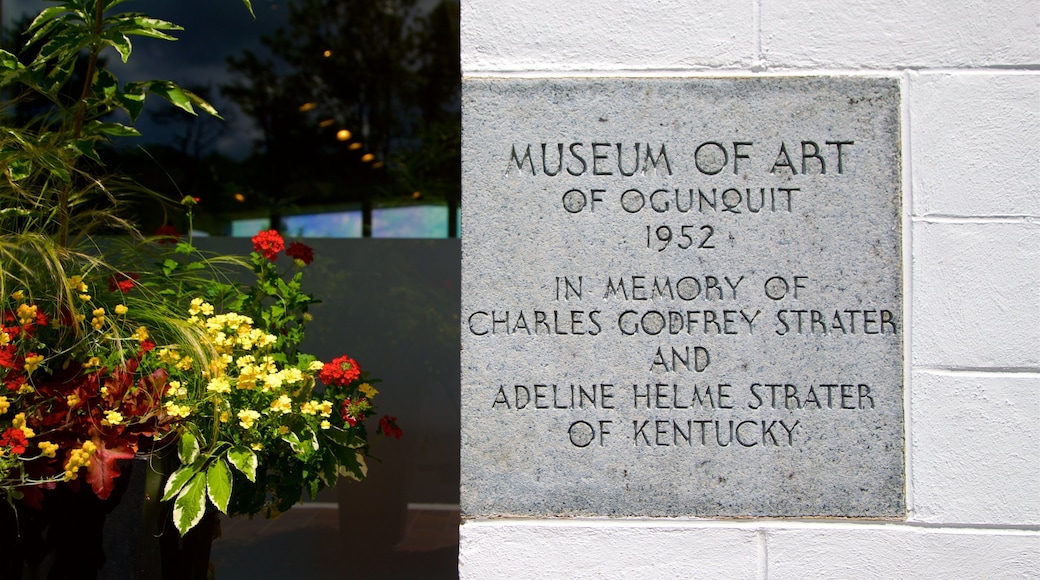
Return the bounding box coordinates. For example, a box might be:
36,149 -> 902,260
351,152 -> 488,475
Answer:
461,78 -> 903,518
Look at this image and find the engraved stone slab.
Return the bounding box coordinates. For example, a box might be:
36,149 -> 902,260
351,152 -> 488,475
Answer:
461,78 -> 904,518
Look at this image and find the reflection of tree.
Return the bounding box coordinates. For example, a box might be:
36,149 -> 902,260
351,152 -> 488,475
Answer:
221,0 -> 460,234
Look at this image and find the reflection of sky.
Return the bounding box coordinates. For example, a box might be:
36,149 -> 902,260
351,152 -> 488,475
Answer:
233,206 -> 450,239
6,0 -> 289,159
6,1 -> 455,239
284,212 -> 361,238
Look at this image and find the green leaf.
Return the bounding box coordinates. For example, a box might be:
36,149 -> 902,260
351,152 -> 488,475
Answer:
178,432 -> 199,464
206,460 -> 232,514
69,139 -> 102,164
8,159 -> 31,182
173,473 -> 207,535
183,89 -> 221,118
242,0 -> 255,17
340,451 -> 368,482
0,50 -> 23,72
103,31 -> 133,63
161,461 -> 201,501
147,81 -> 196,115
226,447 -> 257,482
116,91 -> 145,122
90,121 -> 141,137
94,69 -> 119,100
162,258 -> 179,275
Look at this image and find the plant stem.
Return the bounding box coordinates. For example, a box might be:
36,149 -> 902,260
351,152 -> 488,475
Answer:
59,0 -> 106,247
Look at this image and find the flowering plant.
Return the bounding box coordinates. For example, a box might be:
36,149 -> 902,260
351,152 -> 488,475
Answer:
0,224 -> 401,534
0,0 -> 399,539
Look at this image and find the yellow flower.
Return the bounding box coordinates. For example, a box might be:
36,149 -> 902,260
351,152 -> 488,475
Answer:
84,356 -> 101,369
67,393 -> 81,407
114,304 -> 128,315
0,332 -> 8,347
16,304 -> 37,325
320,420 -> 331,430
79,294 -> 91,302
238,409 -> 261,429
38,441 -> 59,458
157,348 -> 181,364
270,395 -> 292,414
90,308 -> 105,330
277,425 -> 290,435
22,355 -> 43,378
300,401 -> 318,415
20,427 -> 34,439
68,275 -> 87,293
17,384 -> 34,394
102,411 -> 124,426
309,360 -> 325,371
164,401 -> 192,418
282,368 -> 304,385
358,383 -> 378,398
131,326 -> 149,342
219,411 -> 230,423
10,290 -> 24,301
206,376 -> 231,394
12,413 -> 26,429
0,396 -> 8,414
261,373 -> 283,392
319,400 -> 333,418
250,443 -> 263,451
63,441 -> 97,481
175,356 -> 193,371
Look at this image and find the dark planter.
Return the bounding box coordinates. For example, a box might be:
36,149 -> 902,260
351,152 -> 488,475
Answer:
0,457 -> 217,580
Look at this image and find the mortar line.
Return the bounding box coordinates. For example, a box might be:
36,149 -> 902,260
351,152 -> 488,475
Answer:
756,528 -> 769,580
461,66 -> 1040,78
912,215 -> 1038,224
914,366 -> 1040,377
900,69 -> 915,517
462,518 -> 1040,533
752,0 -> 763,69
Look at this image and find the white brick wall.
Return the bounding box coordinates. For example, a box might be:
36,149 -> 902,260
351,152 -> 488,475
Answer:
461,1 -> 1040,576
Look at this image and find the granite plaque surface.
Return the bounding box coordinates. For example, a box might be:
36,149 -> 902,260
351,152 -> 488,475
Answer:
461,78 -> 904,518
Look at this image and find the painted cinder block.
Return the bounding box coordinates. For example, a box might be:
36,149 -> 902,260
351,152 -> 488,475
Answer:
910,371 -> 1040,525
760,0 -> 1040,69
912,221 -> 1040,369
459,521 -> 760,580
767,526 -> 1040,578
461,0 -> 753,73
911,72 -> 1040,217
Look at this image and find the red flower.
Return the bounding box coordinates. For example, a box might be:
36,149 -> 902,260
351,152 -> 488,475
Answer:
139,340 -> 155,354
286,241 -> 314,265
252,230 -> 284,261
154,225 -> 181,245
340,398 -> 365,427
0,428 -> 28,455
378,415 -> 403,439
108,273 -> 139,293
319,356 -> 360,386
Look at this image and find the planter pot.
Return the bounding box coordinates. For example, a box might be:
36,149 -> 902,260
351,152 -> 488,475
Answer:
0,457 -> 217,580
